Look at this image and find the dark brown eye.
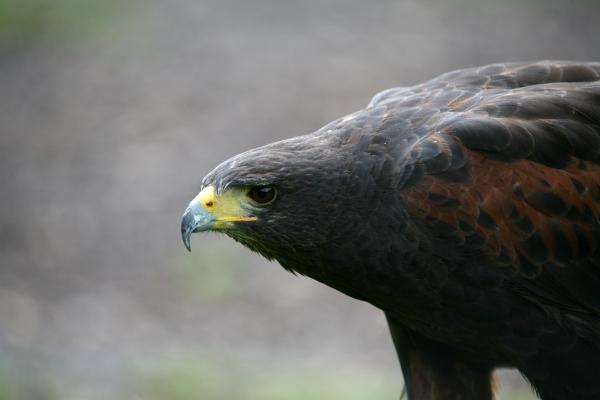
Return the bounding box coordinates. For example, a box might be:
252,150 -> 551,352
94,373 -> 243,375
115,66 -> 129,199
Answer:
247,186 -> 276,205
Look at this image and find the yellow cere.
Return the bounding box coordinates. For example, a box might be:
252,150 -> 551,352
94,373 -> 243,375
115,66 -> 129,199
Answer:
192,185 -> 257,228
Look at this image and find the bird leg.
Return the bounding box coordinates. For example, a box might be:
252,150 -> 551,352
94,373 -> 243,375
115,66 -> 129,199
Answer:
386,313 -> 495,400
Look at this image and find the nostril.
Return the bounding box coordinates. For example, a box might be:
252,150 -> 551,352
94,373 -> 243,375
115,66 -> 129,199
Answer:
205,201 -> 214,207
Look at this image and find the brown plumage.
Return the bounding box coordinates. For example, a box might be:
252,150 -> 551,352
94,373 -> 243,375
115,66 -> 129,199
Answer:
401,152 -> 600,276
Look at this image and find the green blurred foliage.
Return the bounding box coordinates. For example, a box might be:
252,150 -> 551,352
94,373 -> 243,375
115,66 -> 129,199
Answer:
131,355 -> 398,400
133,358 -> 228,400
0,0 -> 134,42
0,363 -> 58,400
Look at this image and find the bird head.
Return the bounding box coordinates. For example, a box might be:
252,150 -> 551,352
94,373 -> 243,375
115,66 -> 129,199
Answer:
180,109 -> 395,272
181,129 -> 365,268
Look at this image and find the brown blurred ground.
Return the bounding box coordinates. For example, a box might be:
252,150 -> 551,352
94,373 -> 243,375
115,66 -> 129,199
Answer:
1,0 -> 600,398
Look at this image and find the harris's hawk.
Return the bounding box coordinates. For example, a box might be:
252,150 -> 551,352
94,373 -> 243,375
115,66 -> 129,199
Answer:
181,61 -> 600,400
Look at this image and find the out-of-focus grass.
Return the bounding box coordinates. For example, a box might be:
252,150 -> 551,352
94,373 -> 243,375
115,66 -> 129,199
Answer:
131,355 -> 398,400
132,358 -> 227,400
0,361 -> 58,400
0,374 -> 57,400
0,0 -> 135,43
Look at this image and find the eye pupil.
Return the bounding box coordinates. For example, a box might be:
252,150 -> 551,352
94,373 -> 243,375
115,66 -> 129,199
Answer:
248,186 -> 276,205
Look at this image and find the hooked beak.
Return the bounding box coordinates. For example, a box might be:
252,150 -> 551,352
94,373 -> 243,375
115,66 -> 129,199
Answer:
180,202 -> 216,252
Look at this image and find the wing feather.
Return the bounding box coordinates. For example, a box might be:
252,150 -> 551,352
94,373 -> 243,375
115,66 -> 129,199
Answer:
383,61 -> 600,319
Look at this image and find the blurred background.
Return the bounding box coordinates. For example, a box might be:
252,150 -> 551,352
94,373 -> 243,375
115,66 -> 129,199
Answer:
2,0 -> 600,398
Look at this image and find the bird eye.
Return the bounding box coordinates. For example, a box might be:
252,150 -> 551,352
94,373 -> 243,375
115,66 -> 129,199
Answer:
247,186 -> 276,205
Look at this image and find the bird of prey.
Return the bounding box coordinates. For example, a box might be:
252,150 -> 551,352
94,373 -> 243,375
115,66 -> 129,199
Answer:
181,61 -> 600,400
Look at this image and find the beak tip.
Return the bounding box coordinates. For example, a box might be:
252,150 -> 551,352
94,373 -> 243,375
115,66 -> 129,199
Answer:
181,227 -> 192,252
181,202 -> 216,252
